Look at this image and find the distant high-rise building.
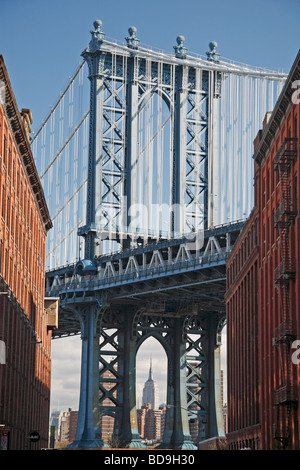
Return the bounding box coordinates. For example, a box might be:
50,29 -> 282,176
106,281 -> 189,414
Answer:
49,408 -> 78,445
142,359 -> 159,410
137,403 -> 166,442
69,410 -> 79,443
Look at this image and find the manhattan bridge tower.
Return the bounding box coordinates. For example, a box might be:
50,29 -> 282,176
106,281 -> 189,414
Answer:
38,21 -> 286,449
72,21 -> 223,449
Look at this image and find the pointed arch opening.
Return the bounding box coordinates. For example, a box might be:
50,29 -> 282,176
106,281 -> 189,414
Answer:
135,336 -> 168,444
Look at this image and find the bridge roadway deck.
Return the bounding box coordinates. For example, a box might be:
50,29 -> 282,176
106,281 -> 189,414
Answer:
46,221 -> 245,338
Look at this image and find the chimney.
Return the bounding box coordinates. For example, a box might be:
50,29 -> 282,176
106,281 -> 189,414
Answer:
253,129 -> 262,152
20,108 -> 33,142
253,111 -> 272,152
263,111 -> 272,130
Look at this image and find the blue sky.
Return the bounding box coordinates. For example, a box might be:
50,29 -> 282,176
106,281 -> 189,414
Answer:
1,0 -> 300,415
1,0 -> 300,132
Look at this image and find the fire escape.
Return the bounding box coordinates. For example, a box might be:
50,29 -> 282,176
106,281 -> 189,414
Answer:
273,137 -> 298,447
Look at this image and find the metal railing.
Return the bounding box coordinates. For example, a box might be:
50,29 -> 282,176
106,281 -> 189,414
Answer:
273,321 -> 296,344
274,138 -> 298,167
46,250 -> 229,296
274,200 -> 297,226
274,385 -> 298,405
274,258 -> 296,284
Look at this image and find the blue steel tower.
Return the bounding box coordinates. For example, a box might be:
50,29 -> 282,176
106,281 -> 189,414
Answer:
66,20 -> 225,449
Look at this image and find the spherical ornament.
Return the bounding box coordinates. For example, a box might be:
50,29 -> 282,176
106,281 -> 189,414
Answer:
93,19 -> 102,30
128,26 -> 137,37
176,35 -> 185,45
209,41 -> 218,51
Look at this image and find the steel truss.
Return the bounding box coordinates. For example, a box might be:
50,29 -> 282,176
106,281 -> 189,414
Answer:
31,21 -> 287,270
78,21 -> 224,261
45,221 -> 243,312
66,301 -> 225,448
48,223 -> 242,448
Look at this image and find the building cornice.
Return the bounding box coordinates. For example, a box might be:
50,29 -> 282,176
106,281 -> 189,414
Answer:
254,50 -> 300,167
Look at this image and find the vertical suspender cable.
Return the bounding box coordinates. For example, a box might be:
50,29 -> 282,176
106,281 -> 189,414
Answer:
157,61 -> 163,238
233,74 -> 238,222
169,64 -> 175,238
219,72 -> 225,225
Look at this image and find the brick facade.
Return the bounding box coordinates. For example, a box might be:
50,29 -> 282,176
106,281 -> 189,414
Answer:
0,55 -> 53,449
225,209 -> 261,449
226,51 -> 300,450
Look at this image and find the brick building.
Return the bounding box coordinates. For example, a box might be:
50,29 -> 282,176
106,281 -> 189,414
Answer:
226,50 -> 300,450
69,409 -> 78,443
99,368 -> 117,445
137,403 -> 166,443
0,55 -> 54,449
225,208 -> 260,449
50,408 -> 78,445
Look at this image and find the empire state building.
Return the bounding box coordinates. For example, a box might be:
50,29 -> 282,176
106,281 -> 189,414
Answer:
142,359 -> 159,410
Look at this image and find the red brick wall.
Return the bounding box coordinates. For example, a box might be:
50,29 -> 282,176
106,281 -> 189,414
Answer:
225,211 -> 261,450
0,105 -> 47,331
0,58 -> 52,449
257,97 -> 300,450
226,55 -> 300,449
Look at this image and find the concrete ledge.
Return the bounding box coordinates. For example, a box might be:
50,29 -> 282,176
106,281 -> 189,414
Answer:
198,437 -> 227,450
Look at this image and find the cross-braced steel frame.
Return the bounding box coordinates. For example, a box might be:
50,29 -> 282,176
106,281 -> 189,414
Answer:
59,20 -> 229,449
78,20 -> 222,261
65,301 -> 225,449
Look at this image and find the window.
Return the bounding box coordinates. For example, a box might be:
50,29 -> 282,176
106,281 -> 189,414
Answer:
294,174 -> 298,212
267,217 -> 270,253
271,153 -> 274,194
11,205 -> 14,237
3,135 -> 6,167
6,195 -> 10,228
7,147 -> 10,177
271,210 -> 274,246
12,161 -> 15,187
254,219 -> 258,246
1,185 -> 5,218
16,170 -> 20,195
4,249 -> 8,279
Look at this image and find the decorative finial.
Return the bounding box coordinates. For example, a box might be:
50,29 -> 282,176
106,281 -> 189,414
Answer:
148,356 -> 153,381
174,35 -> 187,59
89,19 -> 105,51
125,26 -> 140,49
206,41 -> 220,62
93,19 -> 102,31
